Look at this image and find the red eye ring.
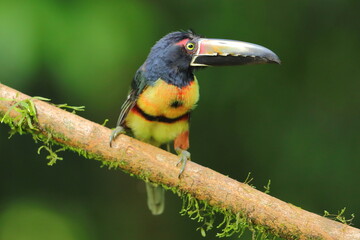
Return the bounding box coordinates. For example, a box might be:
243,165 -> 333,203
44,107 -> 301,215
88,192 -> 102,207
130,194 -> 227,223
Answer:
176,39 -> 197,53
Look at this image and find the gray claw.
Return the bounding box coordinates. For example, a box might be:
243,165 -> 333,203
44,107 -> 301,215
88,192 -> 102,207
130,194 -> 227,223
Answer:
175,148 -> 191,178
109,126 -> 126,147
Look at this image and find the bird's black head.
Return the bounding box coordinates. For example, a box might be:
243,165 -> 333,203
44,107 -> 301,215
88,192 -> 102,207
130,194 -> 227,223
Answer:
142,31 -> 200,87
141,31 -> 281,87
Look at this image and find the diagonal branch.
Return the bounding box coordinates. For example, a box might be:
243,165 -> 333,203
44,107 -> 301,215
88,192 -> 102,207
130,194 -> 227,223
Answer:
0,83 -> 359,240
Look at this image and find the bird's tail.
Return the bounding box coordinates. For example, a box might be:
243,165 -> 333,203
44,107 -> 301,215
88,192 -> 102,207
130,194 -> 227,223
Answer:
145,182 -> 165,215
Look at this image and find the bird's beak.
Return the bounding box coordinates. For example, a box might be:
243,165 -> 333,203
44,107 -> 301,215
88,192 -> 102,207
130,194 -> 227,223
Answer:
190,38 -> 281,67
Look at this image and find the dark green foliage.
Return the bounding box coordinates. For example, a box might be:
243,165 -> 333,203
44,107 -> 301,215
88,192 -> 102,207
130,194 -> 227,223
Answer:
1,1 -> 360,239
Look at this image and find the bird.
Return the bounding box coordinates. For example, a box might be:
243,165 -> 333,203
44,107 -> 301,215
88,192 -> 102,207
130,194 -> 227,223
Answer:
109,30 -> 280,215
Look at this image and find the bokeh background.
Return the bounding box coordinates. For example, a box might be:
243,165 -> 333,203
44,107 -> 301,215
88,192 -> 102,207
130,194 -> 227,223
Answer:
1,0 -> 360,239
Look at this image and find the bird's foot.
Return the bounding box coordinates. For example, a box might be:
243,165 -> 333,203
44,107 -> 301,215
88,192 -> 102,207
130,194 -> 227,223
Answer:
109,126 -> 126,147
175,148 -> 191,178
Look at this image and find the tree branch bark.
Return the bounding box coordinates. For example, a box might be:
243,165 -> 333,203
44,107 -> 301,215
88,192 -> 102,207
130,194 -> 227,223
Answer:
1,83 -> 359,240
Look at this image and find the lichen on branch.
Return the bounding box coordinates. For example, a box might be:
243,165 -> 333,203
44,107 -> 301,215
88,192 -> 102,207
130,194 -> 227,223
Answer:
0,95 -> 85,165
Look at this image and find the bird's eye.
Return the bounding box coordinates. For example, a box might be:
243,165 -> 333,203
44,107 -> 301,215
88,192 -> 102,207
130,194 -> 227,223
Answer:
186,42 -> 195,51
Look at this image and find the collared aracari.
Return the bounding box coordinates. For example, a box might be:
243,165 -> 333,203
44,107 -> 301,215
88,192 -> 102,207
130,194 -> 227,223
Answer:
110,31 -> 280,215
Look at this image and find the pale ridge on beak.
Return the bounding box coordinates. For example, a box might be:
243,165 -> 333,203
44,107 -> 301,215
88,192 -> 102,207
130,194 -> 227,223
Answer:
191,38 -> 281,67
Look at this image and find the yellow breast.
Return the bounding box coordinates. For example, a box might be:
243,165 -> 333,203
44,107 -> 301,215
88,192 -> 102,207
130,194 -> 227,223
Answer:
136,78 -> 200,119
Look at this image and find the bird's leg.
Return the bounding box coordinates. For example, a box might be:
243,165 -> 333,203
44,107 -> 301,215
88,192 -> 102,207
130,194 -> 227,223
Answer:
175,147 -> 191,177
109,126 -> 126,147
174,131 -> 190,177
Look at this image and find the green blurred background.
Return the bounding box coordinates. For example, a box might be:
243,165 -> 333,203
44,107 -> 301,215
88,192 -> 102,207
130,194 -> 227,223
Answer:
1,0 -> 360,239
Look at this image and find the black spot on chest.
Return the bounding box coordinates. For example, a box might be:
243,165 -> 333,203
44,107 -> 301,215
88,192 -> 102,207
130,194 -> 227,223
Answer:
170,100 -> 183,108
